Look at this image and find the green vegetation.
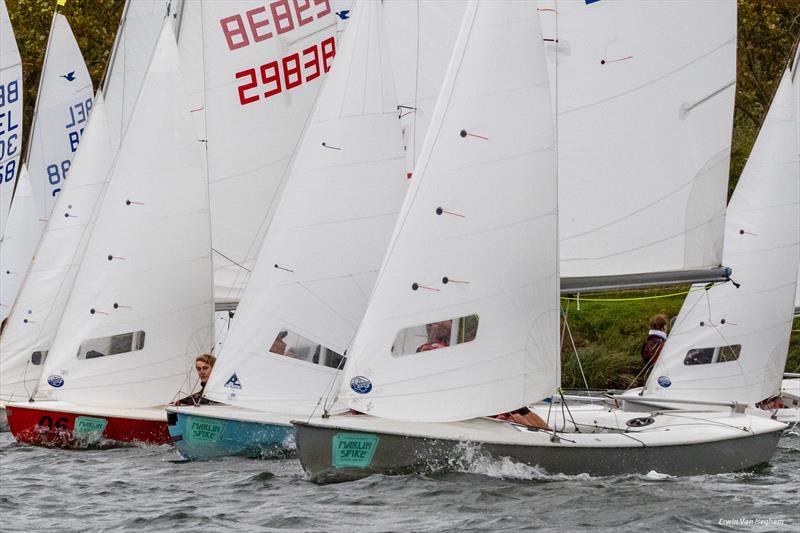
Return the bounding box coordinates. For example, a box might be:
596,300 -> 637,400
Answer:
5,1 -> 800,389
561,288 -> 800,389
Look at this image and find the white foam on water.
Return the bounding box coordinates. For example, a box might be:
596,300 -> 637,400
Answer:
642,470 -> 673,481
449,441 -> 593,481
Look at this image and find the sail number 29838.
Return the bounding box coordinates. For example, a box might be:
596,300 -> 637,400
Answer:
235,37 -> 336,106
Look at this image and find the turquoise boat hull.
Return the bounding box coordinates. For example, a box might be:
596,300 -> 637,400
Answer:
167,410 -> 294,460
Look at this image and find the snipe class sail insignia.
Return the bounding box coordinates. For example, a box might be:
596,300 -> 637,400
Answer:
350,376 -> 372,394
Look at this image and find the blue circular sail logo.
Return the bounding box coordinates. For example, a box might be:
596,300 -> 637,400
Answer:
657,375 -> 671,388
350,376 -> 372,394
47,375 -> 64,388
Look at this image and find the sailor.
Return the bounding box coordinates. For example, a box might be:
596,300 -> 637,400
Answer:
641,314 -> 669,368
174,353 -> 217,405
416,320 -> 452,352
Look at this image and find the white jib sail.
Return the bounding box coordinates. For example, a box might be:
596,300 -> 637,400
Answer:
0,4 -> 169,403
340,0 -> 559,423
204,0 -> 407,415
33,20 -> 213,409
645,68 -> 800,405
178,1 -> 337,304
0,0 -> 23,235
536,0 -> 736,279
0,166 -> 45,325
0,96 -> 113,402
25,13 -> 93,219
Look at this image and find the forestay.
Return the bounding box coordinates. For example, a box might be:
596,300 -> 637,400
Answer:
204,0 -> 407,414
382,0 -> 465,174
0,166 -> 44,326
33,20 -> 212,409
644,68 -> 800,405
340,0 -> 559,422
25,13 -> 93,219
176,1 -> 337,304
0,0 -> 22,234
0,97 -> 113,402
536,0 -> 736,283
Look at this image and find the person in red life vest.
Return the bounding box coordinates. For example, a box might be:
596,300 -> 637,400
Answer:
416,320 -> 453,353
641,314 -> 669,368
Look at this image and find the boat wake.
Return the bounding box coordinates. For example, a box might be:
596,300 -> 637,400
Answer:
447,441 -> 592,481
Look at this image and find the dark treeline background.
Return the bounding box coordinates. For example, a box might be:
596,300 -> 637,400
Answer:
5,0 -> 800,388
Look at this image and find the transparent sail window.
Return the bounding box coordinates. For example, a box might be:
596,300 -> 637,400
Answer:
31,350 -> 49,366
392,315 -> 479,356
683,344 -> 741,366
77,331 -> 146,360
268,329 -> 345,370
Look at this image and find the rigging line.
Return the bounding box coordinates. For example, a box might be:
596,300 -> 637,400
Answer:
212,248 -> 251,273
559,286 -> 707,302
557,389 -> 581,432
561,304 -> 590,392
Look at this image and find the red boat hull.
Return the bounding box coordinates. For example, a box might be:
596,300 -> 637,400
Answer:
6,404 -> 170,447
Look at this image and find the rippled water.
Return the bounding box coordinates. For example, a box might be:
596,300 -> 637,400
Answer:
1,429 -> 798,532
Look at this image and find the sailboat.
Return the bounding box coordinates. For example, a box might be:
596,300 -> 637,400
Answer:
292,0 -> 786,483
0,0 -> 22,236
0,8 -> 93,321
6,17 -> 213,446
166,0 -> 409,460
0,1 -> 169,431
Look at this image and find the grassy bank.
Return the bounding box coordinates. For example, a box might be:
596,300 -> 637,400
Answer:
560,286 -> 800,391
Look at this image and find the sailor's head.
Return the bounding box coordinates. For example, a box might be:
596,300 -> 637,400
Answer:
195,353 -> 217,383
426,320 -> 452,343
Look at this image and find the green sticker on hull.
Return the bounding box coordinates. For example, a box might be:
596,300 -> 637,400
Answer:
185,416 -> 224,444
74,416 -> 108,437
332,433 -> 379,469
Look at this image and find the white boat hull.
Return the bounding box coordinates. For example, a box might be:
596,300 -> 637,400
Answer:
293,410 -> 786,483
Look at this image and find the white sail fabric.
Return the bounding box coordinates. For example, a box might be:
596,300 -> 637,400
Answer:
0,3 -> 168,403
0,166 -> 45,324
644,69 -> 800,405
536,0 -> 736,279
103,0 -> 169,149
177,1 -> 336,304
793,46 -> 800,313
205,0 -> 407,414
33,21 -> 212,409
341,0 -> 559,423
25,13 -> 93,219
382,0 -> 466,174
0,0 -> 22,235
0,97 -> 113,402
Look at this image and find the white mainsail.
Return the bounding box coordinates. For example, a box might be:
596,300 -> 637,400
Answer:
537,0 -> 736,288
103,0 -> 170,150
340,0 -> 559,422
644,68 -> 799,405
0,166 -> 45,325
24,13 -> 93,219
0,0 -> 22,235
176,1 -> 337,304
204,0 -> 407,414
32,20 -> 212,409
0,97 -> 113,402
